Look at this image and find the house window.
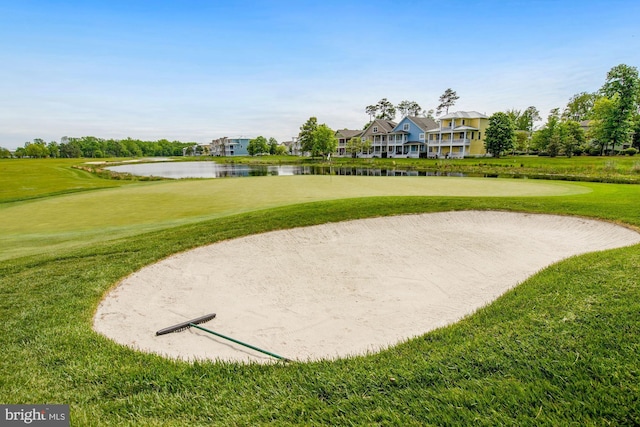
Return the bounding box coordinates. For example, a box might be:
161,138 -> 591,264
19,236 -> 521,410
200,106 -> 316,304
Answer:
373,126 -> 378,133
462,119 -> 466,125
419,133 -> 425,140
471,132 -> 474,139
479,132 -> 482,139
403,123 -> 410,131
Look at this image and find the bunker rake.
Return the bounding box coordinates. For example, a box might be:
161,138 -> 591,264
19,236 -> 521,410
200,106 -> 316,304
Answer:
156,313 -> 291,362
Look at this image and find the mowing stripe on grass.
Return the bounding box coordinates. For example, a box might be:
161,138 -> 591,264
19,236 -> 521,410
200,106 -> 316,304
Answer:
0,175 -> 589,261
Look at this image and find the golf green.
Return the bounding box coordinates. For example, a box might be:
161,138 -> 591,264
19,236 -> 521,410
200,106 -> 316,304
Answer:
0,175 -> 589,261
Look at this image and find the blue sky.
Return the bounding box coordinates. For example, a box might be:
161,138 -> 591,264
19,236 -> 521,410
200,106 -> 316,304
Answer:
1,0 -> 639,149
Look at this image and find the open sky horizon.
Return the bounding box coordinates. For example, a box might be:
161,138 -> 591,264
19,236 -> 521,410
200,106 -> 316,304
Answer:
1,0 -> 639,150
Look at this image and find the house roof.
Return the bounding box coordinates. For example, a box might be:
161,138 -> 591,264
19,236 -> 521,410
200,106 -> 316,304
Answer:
391,116 -> 438,133
336,129 -> 363,138
438,111 -> 489,120
409,116 -> 438,130
362,119 -> 397,136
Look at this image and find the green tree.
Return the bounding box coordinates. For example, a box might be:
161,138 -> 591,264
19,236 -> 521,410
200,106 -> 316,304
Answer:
484,112 -> 515,158
345,137 -> 365,158
123,138 -> 143,157
397,100 -> 422,117
375,98 -> 396,120
547,130 -> 561,157
513,130 -> 530,153
559,127 -> 576,158
47,141 -> 59,158
311,124 -> 338,158
298,117 -> 318,155
597,64 -> 640,152
365,105 -> 377,122
589,96 -> 619,155
518,106 -> 541,132
506,106 -> 540,132
601,64 -> 640,116
530,109 -> 583,157
247,136 -> 269,156
268,137 -> 278,155
0,147 -> 12,158
562,92 -> 598,121
59,140 -> 83,158
505,108 -> 521,127
436,88 -> 459,115
562,120 -> 586,156
24,139 -> 49,158
633,114 -> 640,149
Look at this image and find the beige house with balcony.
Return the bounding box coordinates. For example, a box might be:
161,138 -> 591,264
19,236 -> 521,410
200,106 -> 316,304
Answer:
335,129 -> 363,157
426,111 -> 489,158
359,118 -> 397,158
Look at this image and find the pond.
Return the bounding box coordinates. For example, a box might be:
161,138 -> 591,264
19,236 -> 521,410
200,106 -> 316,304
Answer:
106,161 -> 471,179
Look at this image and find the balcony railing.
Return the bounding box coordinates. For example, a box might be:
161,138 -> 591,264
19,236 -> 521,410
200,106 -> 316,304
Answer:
427,138 -> 470,146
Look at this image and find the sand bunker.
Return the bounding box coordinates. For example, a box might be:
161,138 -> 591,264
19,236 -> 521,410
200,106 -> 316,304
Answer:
94,211 -> 640,363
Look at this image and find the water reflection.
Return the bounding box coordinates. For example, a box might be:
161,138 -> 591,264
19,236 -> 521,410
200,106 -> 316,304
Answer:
106,162 -> 469,179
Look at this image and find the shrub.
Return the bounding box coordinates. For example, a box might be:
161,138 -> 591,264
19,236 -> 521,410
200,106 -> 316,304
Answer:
624,147 -> 637,156
588,147 -> 601,156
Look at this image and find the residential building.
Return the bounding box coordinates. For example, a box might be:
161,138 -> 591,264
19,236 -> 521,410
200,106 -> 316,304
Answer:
387,116 -> 438,158
426,111 -> 489,158
282,136 -> 303,156
335,129 -> 363,157
350,117 -> 438,158
210,137 -> 250,156
359,118 -> 396,158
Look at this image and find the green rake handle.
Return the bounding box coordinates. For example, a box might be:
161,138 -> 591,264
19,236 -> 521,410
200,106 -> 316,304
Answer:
189,323 -> 291,362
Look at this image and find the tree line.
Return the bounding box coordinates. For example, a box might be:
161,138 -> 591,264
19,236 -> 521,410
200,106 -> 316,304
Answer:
485,64 -> 640,157
364,88 -> 459,123
246,136 -> 288,156
5,137 -> 196,159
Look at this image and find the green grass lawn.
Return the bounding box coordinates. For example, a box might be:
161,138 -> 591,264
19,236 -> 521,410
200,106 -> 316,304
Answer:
0,173 -> 588,261
0,158 -> 138,202
1,158 -> 640,425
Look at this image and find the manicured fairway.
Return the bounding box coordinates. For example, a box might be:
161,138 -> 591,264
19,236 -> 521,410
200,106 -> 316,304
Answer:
0,158 -> 129,202
0,175 -> 588,261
